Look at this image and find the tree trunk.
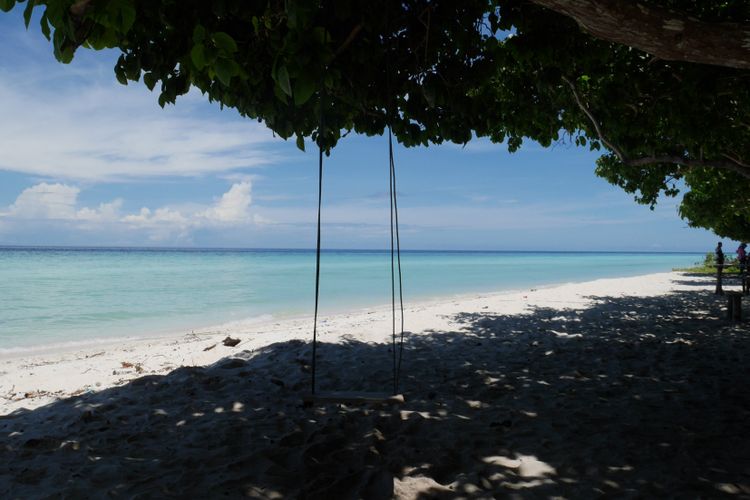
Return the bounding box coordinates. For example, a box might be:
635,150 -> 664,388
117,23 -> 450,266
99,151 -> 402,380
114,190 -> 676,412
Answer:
530,0 -> 750,70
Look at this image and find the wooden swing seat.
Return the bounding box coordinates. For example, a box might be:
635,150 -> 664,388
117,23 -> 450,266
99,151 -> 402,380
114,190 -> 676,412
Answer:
303,391 -> 405,407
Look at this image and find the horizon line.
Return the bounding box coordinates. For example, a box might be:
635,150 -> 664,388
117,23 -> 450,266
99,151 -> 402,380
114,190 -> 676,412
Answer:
0,244 -> 706,255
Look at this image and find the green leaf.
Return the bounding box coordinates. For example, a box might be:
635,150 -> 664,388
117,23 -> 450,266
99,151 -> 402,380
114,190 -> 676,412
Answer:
215,58 -> 234,86
124,55 -> 141,80
295,135 -> 305,151
143,72 -> 158,90
59,46 -> 74,64
52,27 -> 75,63
97,28 -> 119,49
115,64 -> 128,85
273,83 -> 288,104
192,25 -> 206,44
23,0 -> 35,28
293,76 -> 316,106
52,27 -> 64,59
191,44 -> 206,70
39,10 -> 50,40
91,39 -> 107,51
276,65 -> 292,96
178,72 -> 191,94
120,4 -> 136,33
0,0 -> 16,13
212,32 -> 237,53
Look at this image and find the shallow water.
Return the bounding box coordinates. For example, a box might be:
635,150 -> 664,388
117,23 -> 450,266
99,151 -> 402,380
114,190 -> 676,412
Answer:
0,247 -> 702,350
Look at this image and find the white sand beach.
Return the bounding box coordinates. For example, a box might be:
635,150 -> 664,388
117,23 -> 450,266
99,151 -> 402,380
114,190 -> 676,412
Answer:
2,271 -> 749,497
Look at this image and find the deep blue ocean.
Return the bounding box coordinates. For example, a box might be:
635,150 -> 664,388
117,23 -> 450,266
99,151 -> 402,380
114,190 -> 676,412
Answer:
0,247 -> 703,352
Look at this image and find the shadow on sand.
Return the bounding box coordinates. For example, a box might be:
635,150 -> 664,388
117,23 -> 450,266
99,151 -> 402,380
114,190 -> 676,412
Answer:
1,288 -> 749,498
674,272 -> 746,290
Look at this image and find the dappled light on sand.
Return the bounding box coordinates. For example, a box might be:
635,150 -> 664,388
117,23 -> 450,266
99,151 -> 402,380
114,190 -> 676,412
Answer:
2,275 -> 750,497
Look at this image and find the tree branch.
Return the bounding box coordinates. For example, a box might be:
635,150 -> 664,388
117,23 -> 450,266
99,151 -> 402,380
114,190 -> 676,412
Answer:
723,152 -> 750,171
530,0 -> 750,70
561,76 -> 626,160
333,23 -> 363,58
562,76 -> 750,180
627,156 -> 750,179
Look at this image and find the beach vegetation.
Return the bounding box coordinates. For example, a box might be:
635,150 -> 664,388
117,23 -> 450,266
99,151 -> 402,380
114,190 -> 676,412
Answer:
674,252 -> 740,274
2,0 -> 749,237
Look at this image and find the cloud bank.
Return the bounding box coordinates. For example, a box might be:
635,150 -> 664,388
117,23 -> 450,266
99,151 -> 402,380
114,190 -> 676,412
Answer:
0,181 -> 256,241
0,68 -> 283,181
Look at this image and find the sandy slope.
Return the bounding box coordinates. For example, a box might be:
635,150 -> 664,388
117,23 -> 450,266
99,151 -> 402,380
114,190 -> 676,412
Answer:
1,272 -> 749,498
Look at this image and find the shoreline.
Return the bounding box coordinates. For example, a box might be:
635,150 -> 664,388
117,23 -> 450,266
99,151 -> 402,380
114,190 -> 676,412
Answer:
0,248 -> 703,356
0,267 -> 685,358
1,270 -> 703,414
0,270 -> 658,360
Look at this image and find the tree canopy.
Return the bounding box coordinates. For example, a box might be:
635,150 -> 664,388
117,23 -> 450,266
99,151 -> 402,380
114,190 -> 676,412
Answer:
2,0 -> 750,240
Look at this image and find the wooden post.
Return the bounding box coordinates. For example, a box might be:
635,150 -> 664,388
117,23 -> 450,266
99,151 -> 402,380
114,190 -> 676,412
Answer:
716,264 -> 724,295
726,291 -> 743,322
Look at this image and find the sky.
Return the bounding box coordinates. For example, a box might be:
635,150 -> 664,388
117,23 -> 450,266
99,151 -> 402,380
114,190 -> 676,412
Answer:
0,9 -> 725,252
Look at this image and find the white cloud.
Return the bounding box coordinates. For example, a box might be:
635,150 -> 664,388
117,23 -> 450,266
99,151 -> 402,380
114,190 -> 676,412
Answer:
120,181 -> 253,231
121,207 -> 189,227
7,183 -> 80,219
2,181 -> 256,241
76,200 -> 123,222
0,69 -> 284,181
3,182 -> 124,223
198,181 -> 252,223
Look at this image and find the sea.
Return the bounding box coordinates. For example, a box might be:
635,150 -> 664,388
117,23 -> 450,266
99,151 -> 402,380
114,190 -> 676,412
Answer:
0,247 -> 703,353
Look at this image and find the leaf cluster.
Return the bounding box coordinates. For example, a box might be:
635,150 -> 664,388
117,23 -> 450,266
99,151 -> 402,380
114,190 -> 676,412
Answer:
5,0 -> 510,152
679,169 -> 750,242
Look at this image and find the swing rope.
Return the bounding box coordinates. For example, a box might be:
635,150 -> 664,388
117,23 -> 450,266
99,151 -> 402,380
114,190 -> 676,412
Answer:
310,83 -> 405,397
310,88 -> 325,395
389,126 -> 406,394
386,7 -> 406,393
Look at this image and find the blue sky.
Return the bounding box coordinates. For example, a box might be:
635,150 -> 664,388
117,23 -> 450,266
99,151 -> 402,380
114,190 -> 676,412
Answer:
0,9 -> 724,252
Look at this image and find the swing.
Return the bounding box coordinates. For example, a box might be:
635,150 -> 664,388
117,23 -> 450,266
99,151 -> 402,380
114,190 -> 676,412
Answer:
303,93 -> 406,407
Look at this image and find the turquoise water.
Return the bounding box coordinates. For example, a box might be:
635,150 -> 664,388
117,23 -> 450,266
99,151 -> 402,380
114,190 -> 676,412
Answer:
0,248 -> 703,351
